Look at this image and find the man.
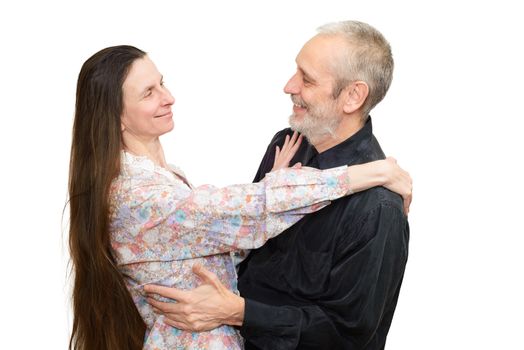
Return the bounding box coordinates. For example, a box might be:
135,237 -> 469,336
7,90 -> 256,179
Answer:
146,20 -> 410,349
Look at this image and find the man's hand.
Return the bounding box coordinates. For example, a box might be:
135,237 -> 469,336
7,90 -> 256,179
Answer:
144,264 -> 245,332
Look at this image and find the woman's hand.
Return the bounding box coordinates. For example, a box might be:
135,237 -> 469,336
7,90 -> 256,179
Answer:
381,157 -> 413,215
271,131 -> 303,172
346,158 -> 413,215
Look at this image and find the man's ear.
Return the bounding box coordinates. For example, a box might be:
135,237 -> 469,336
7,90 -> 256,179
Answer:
341,81 -> 369,114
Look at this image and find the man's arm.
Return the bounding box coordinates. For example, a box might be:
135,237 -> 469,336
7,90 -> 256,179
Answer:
239,203 -> 409,349
146,204 -> 409,349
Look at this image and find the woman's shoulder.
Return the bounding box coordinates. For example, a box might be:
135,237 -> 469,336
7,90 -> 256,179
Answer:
120,151 -> 178,181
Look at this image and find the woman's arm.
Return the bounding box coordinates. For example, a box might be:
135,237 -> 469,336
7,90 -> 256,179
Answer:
270,131 -> 412,212
111,164 -> 352,264
346,157 -> 412,214
110,140 -> 411,265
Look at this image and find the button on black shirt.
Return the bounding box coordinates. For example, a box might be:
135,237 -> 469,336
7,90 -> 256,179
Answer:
238,118 -> 410,349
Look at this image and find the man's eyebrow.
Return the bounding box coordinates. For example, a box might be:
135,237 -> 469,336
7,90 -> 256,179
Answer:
298,67 -> 316,83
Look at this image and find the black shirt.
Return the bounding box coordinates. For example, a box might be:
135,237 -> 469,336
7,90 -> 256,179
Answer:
238,118 -> 410,349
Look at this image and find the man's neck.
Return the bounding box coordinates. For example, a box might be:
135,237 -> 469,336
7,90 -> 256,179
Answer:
312,116 -> 365,153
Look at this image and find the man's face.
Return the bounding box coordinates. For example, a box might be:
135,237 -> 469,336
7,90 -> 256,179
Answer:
284,35 -> 346,144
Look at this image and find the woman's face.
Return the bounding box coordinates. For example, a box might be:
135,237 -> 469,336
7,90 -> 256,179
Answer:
121,56 -> 175,141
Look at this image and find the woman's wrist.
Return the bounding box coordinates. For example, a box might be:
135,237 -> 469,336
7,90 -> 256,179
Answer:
347,160 -> 387,194
374,159 -> 390,186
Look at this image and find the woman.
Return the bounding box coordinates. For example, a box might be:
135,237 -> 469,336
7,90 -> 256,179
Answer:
68,45 -> 411,349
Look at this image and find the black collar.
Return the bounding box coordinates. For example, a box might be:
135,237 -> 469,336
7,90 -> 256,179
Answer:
305,117 -> 374,170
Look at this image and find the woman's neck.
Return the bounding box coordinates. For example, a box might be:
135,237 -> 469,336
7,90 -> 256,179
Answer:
122,135 -> 168,168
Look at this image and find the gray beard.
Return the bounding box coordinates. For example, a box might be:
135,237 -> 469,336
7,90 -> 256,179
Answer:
288,111 -> 341,145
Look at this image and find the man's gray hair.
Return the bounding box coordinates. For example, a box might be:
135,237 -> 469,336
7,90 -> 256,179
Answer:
317,20 -> 394,117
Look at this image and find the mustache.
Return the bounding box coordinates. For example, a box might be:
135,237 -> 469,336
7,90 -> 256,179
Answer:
291,95 -> 308,109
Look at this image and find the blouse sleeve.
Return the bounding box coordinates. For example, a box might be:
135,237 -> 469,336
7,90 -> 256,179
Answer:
111,166 -> 352,264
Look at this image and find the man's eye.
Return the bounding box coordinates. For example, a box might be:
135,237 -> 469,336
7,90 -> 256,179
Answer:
144,89 -> 152,97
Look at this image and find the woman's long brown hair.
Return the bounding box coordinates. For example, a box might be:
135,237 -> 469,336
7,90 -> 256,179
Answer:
68,45 -> 147,350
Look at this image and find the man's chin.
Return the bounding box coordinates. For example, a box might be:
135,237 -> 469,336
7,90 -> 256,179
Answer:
288,120 -> 311,143
289,113 -> 306,129
288,115 -> 303,133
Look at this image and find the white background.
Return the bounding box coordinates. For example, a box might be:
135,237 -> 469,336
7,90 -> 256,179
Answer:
1,0 -> 523,348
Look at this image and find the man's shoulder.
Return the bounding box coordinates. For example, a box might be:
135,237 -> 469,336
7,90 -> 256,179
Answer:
365,186 -> 404,210
269,128 -> 294,144
327,186 -> 408,250
336,185 -> 405,226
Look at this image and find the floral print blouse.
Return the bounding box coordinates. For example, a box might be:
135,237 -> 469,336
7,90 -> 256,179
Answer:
109,151 -> 352,349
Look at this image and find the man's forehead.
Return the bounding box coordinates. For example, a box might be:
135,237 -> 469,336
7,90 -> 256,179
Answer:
296,35 -> 342,79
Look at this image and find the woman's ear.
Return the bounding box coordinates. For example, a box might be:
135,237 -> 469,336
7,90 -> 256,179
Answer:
121,113 -> 127,132
342,81 -> 369,114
